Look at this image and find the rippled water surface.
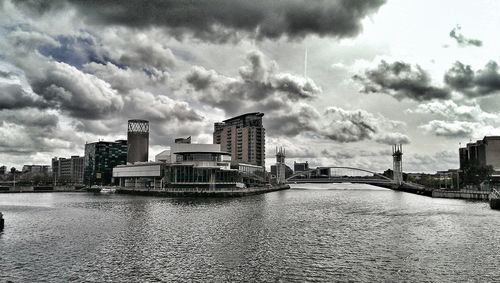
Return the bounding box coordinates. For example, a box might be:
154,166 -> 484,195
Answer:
1,184 -> 499,282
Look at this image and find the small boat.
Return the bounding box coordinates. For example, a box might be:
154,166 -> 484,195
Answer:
100,186 -> 116,194
489,189 -> 500,210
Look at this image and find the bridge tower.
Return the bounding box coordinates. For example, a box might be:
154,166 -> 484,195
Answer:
275,147 -> 286,184
392,144 -> 403,185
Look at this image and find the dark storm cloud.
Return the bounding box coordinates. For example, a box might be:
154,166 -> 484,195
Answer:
444,61 -> 500,97
264,104 -> 320,137
13,0 -> 386,42
449,25 -> 482,47
28,61 -> 124,120
320,107 -> 377,142
0,69 -> 49,110
0,108 -> 61,154
354,60 -> 451,101
0,83 -> 45,110
7,29 -> 60,50
266,105 -> 392,144
186,50 -> 408,144
0,108 -> 58,128
186,50 -> 321,114
38,34 -> 109,69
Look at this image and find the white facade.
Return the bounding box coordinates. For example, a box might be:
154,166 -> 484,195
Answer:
155,144 -> 230,165
113,163 -> 162,177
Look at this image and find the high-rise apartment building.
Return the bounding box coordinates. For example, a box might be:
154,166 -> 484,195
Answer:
52,156 -> 84,183
213,112 -> 265,167
84,140 -> 127,185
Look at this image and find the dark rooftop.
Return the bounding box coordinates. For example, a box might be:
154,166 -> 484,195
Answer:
222,112 -> 264,123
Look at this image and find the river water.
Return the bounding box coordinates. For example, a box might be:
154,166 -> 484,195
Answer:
1,184 -> 499,282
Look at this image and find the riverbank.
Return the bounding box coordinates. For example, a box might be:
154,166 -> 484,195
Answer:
116,184 -> 290,197
432,189 -> 489,200
0,185 -> 85,193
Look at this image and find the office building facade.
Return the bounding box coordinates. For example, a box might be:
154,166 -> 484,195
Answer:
459,136 -> 500,171
21,165 -> 50,174
52,156 -> 84,184
213,112 -> 265,167
84,140 -> 127,185
294,161 -> 309,173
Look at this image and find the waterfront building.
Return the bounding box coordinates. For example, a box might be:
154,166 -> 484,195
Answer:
52,156 -> 84,184
459,136 -> 500,171
84,140 -> 127,186
294,161 -> 309,173
113,142 -> 242,189
213,112 -> 265,167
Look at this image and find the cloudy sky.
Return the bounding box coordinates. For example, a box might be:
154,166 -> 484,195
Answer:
1,0 -> 500,173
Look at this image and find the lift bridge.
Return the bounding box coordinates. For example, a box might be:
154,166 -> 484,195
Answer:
285,166 -> 397,189
281,145 -> 405,190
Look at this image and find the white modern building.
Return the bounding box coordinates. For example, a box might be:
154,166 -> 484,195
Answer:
113,162 -> 164,189
112,142 -> 265,190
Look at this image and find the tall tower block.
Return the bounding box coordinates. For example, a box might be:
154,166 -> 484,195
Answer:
392,144 -> 403,185
127,119 -> 149,164
275,147 -> 286,184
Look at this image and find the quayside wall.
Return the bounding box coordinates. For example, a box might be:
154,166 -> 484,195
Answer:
432,189 -> 490,200
116,185 -> 290,198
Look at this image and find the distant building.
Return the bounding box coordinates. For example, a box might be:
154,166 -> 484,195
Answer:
0,166 -> 6,175
459,147 -> 468,170
270,164 -> 293,179
52,156 -> 84,184
213,112 -> 265,167
21,165 -> 50,174
460,136 -> 500,171
294,161 -> 309,173
84,140 -> 127,185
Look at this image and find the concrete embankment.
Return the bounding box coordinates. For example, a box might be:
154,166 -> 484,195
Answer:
0,185 -> 85,193
432,189 -> 490,200
395,183 -> 433,197
394,183 -> 490,201
116,185 -> 290,197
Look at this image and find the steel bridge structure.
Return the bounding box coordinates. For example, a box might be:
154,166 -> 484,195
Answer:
285,166 -> 398,189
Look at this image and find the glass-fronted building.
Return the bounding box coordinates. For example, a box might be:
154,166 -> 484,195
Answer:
84,140 -> 127,186
113,143 -> 266,190
166,149 -> 239,189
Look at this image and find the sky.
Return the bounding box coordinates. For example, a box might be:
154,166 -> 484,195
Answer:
1,0 -> 500,173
